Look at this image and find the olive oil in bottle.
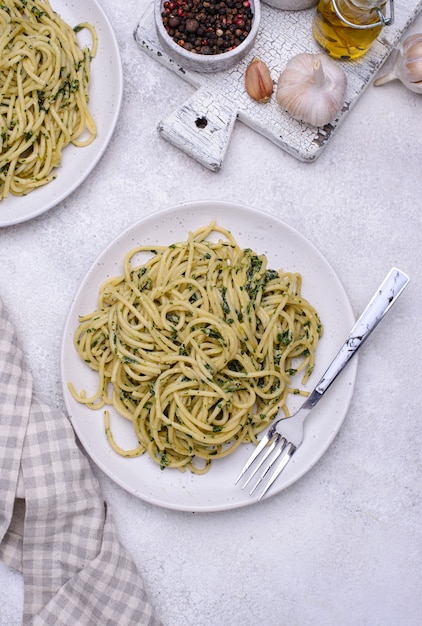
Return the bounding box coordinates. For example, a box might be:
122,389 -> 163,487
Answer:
312,0 -> 387,60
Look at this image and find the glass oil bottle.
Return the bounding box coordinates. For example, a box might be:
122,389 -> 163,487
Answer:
312,0 -> 394,60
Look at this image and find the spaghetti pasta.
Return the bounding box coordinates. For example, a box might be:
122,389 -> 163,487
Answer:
69,223 -> 323,474
0,0 -> 97,199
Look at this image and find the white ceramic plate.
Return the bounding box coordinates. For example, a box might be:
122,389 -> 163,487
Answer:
0,0 -> 122,227
61,201 -> 357,512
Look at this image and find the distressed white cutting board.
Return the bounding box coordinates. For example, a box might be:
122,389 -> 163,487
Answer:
134,2 -> 422,169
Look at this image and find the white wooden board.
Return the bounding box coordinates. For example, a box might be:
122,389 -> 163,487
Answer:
134,2 -> 422,169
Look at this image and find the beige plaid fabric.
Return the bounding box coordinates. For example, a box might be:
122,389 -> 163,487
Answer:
0,297 -> 161,625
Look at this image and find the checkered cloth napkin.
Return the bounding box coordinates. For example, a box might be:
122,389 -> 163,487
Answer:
0,296 -> 161,626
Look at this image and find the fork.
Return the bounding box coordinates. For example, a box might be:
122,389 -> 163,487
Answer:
235,267 -> 410,500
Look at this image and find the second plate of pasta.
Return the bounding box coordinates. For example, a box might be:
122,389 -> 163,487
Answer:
0,0 -> 122,226
61,201 -> 357,512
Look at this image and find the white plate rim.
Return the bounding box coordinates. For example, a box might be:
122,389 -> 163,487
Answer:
61,201 -> 358,512
0,0 -> 123,227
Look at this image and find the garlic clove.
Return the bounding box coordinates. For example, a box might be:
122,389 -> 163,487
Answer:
276,53 -> 347,127
245,57 -> 273,103
400,34 -> 422,84
404,58 -> 422,83
402,33 -> 422,58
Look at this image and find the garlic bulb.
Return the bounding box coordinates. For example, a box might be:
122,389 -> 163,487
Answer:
276,53 -> 347,127
374,33 -> 422,95
245,57 -> 273,103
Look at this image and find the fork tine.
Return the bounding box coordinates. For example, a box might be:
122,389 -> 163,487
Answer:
255,442 -> 296,500
234,428 -> 274,484
248,437 -> 288,496
240,435 -> 279,489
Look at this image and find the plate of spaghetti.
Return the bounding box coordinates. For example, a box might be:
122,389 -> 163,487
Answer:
61,201 -> 357,511
0,0 -> 122,226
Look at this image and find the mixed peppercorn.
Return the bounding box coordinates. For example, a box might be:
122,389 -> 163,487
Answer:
161,0 -> 254,56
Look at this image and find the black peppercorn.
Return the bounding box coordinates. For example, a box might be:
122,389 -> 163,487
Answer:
186,18 -> 199,32
161,0 -> 253,56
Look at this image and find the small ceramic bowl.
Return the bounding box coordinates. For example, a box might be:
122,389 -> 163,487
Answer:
155,0 -> 261,73
261,0 -> 317,9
